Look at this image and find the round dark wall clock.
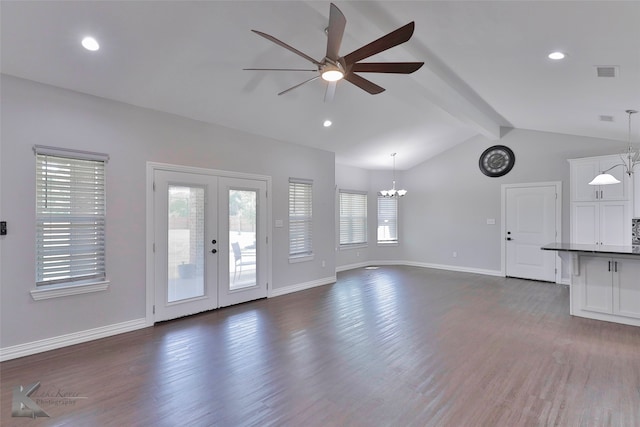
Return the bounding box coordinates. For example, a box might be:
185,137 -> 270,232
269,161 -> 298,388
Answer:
479,145 -> 515,177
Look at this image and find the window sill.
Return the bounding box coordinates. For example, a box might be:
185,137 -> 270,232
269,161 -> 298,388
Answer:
339,244 -> 368,251
30,280 -> 110,301
289,254 -> 314,264
377,241 -> 399,247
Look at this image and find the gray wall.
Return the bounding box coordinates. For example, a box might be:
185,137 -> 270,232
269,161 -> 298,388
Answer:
335,164 -> 404,269
403,128 -> 627,272
0,75 -> 335,349
336,128 -> 627,274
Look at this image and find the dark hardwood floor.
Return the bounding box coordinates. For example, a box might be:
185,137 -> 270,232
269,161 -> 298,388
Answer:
2,266 -> 640,426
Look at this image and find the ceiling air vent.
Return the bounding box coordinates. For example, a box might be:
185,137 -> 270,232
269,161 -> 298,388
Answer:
595,66 -> 618,78
599,115 -> 614,122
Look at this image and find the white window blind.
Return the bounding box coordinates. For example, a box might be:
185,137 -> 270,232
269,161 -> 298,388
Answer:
35,146 -> 108,286
289,178 -> 313,257
377,196 -> 398,243
339,190 -> 367,246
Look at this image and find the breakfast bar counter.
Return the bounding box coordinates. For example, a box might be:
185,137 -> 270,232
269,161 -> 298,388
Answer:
541,242 -> 640,256
542,243 -> 640,327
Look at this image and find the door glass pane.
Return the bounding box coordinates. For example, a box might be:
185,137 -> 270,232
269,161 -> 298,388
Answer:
168,185 -> 205,302
229,189 -> 257,290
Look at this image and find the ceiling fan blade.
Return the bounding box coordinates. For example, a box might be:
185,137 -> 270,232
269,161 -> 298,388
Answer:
326,3 -> 346,61
244,68 -> 318,72
350,62 -> 424,74
344,73 -> 385,95
278,76 -> 320,96
251,30 -> 321,65
324,81 -> 337,102
342,22 -> 416,66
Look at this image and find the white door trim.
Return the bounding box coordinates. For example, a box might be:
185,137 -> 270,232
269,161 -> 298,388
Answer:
145,162 -> 272,326
500,181 -> 562,283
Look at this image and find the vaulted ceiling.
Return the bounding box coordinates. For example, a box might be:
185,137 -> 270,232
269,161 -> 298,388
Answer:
2,1 -> 639,170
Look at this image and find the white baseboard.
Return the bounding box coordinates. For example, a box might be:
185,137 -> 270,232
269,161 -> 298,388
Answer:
336,260 -> 503,277
0,318 -> 147,362
269,275 -> 336,297
394,261 -> 503,277
336,261 -> 370,272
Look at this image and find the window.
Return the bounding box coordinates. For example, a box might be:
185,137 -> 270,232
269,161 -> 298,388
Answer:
35,146 -> 108,287
289,178 -> 313,259
339,190 -> 367,247
377,196 -> 398,244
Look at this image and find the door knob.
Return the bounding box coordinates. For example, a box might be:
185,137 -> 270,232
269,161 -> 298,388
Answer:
506,237 -> 512,241
211,249 -> 217,254
211,239 -> 217,244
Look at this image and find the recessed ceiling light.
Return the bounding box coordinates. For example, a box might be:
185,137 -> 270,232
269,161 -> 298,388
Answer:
81,36 -> 100,51
323,120 -> 332,127
548,51 -> 565,60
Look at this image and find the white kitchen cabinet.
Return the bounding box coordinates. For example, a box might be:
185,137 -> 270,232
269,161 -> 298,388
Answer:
571,200 -> 631,246
578,255 -> 640,320
570,155 -> 630,202
581,256 -> 613,313
614,257 -> 640,318
569,155 -> 633,246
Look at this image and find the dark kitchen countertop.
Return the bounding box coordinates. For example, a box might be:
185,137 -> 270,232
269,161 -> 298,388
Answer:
541,242 -> 640,256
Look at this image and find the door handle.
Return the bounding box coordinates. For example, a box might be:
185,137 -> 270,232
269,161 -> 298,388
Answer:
506,237 -> 512,241
614,261 -> 618,272
608,261 -> 611,272
211,239 -> 217,244
211,249 -> 217,254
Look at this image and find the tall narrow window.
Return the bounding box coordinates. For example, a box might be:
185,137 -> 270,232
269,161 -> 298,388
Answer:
289,178 -> 313,259
377,196 -> 398,244
35,146 -> 108,286
339,190 -> 367,246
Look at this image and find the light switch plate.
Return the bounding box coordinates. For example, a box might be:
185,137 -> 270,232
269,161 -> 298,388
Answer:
486,218 -> 496,225
275,219 -> 283,228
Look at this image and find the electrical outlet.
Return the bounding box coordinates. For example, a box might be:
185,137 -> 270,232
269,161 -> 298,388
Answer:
453,251 -> 457,258
322,260 -> 326,268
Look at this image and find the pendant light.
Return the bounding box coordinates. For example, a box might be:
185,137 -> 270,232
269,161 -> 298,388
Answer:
589,109 -> 639,185
379,153 -> 407,198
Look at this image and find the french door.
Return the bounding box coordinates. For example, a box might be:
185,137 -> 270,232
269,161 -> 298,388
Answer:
153,169 -> 268,322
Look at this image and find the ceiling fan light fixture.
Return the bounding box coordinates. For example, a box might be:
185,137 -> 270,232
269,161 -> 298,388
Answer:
321,68 -> 344,82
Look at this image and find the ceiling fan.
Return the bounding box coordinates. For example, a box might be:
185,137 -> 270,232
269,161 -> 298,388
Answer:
245,3 -> 424,101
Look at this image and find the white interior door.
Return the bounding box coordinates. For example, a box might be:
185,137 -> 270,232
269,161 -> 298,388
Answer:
505,184 -> 558,282
154,170 -> 219,321
218,177 -> 268,307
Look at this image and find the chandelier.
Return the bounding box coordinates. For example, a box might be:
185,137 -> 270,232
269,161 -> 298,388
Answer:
589,109 -> 639,185
379,153 -> 407,198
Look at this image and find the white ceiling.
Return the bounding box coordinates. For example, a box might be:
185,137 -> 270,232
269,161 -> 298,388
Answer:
1,1 -> 639,170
